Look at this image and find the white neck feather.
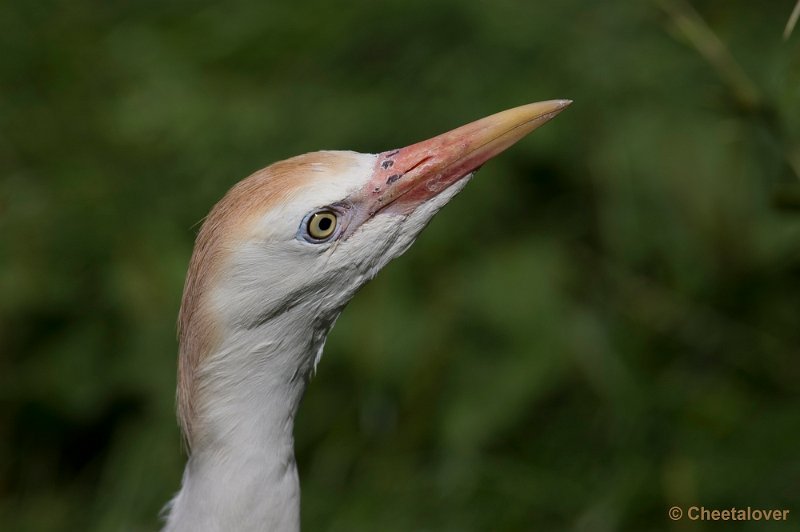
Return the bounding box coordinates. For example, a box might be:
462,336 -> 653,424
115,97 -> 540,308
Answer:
163,306 -> 337,532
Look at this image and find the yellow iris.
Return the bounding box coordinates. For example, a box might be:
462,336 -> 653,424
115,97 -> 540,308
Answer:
307,211 -> 337,239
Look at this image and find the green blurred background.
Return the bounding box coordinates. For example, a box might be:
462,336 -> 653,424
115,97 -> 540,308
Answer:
2,0 -> 799,530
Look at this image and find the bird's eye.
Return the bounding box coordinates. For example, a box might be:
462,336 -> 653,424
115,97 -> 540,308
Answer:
306,211 -> 338,240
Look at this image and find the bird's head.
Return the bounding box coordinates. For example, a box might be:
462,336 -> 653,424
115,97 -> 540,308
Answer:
177,100 -> 570,448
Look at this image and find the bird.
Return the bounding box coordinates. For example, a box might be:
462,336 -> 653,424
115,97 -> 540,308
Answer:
162,100 -> 571,532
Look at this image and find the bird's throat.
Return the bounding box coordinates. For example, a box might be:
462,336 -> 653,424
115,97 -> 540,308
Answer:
164,309 -> 337,532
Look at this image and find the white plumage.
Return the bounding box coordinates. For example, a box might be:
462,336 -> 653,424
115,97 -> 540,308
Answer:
163,100 -> 570,532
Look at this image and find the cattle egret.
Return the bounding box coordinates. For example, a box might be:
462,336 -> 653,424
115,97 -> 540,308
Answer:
163,100 -> 571,531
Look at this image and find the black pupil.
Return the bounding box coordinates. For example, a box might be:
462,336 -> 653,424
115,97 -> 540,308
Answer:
317,216 -> 332,232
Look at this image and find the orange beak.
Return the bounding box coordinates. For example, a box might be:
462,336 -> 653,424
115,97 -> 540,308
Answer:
362,100 -> 571,217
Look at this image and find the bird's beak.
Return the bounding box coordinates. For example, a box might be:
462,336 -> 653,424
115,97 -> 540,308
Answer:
361,99 -> 571,217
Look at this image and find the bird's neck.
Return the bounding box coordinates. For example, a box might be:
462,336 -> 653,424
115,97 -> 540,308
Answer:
164,308 -> 337,532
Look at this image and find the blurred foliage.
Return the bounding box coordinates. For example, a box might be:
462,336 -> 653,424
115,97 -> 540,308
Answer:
1,0 -> 799,530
